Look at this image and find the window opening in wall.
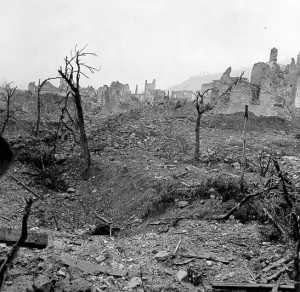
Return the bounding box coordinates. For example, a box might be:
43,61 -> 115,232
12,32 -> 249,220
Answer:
251,86 -> 260,104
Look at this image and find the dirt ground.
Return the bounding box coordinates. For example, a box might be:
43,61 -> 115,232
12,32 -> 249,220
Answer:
0,100 -> 300,291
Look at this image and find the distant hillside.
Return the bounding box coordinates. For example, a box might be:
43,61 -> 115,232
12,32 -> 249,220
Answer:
279,57 -> 292,65
168,67 -> 252,91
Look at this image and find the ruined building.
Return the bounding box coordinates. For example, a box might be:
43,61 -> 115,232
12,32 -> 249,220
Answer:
171,90 -> 194,101
143,79 -> 165,102
201,47 -> 300,119
97,81 -> 132,112
28,80 -> 67,95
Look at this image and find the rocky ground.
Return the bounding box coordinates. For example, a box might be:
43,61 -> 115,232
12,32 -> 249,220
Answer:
0,100 -> 300,291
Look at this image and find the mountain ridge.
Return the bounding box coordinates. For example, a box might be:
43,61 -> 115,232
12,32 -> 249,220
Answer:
168,67 -> 252,91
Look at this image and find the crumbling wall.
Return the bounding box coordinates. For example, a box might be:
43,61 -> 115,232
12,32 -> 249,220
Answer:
294,76 -> 300,108
220,67 -> 233,84
250,62 -> 272,86
28,80 -> 67,96
220,82 -> 253,114
288,61 -> 298,86
219,82 -> 290,118
28,82 -> 36,93
269,47 -> 278,62
171,90 -> 193,100
145,79 -> 156,93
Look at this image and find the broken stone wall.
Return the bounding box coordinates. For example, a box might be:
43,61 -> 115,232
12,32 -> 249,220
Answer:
28,82 -> 36,93
220,67 -> 235,84
218,82 -> 253,114
39,81 -> 63,95
215,81 -> 290,118
9,91 -> 76,129
145,79 -> 156,94
294,75 -> 300,109
250,62 -> 272,86
171,90 -> 193,100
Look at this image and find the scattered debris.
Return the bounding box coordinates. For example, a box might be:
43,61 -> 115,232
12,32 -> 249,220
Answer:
60,255 -> 128,277
175,269 -> 188,282
154,251 -> 171,261
179,253 -> 230,264
0,227 -> 48,249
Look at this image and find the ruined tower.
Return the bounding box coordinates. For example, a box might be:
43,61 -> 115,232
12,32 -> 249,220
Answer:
269,47 -> 278,62
28,82 -> 36,93
297,53 -> 300,66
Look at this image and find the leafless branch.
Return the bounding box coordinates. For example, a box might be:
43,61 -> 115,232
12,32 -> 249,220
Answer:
0,198 -> 33,290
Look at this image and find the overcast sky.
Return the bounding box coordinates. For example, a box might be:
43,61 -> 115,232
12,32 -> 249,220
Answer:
1,0 -> 300,92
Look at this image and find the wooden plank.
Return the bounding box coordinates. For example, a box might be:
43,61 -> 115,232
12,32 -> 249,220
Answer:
212,283 -> 294,291
271,275 -> 282,292
262,257 -> 292,273
180,253 -> 230,264
0,227 -> 48,249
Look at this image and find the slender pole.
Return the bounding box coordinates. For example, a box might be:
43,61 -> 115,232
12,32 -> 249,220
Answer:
240,105 -> 248,194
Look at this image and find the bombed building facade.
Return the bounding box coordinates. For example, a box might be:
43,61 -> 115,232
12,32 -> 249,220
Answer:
143,79 -> 165,102
201,47 -> 300,119
171,90 -> 194,101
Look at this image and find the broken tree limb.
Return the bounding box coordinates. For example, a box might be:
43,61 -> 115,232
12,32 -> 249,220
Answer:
262,256 -> 293,273
291,222 -> 300,285
179,253 -> 229,264
213,191 -> 261,220
173,171 -> 189,179
181,182 -> 191,188
0,198 -> 33,290
294,233 -> 300,292
226,239 -> 248,247
272,275 -> 283,292
263,208 -> 289,240
174,239 -> 182,254
266,261 -> 293,283
0,227 -> 48,249
211,282 -> 293,291
91,210 -> 112,224
51,208 -> 60,231
272,159 -> 293,209
243,261 -> 256,281
7,172 -> 42,200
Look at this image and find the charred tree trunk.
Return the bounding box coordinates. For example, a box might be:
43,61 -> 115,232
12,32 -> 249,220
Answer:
73,90 -> 91,172
240,105 -> 248,193
194,112 -> 201,161
35,80 -> 41,137
35,78 -> 58,137
0,83 -> 17,136
58,46 -> 99,174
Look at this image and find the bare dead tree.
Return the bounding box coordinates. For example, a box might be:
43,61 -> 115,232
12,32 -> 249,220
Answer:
240,105 -> 248,193
193,89 -> 213,161
51,92 -> 80,155
192,72 -> 244,161
35,78 -> 59,137
0,82 -> 18,135
58,45 -> 99,173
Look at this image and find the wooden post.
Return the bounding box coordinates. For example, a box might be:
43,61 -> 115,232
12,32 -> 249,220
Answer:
240,105 -> 248,194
